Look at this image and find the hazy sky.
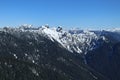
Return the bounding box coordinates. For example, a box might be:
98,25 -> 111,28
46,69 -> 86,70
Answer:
0,0 -> 120,29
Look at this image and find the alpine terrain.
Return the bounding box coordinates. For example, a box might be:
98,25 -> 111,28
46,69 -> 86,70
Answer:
0,24 -> 120,80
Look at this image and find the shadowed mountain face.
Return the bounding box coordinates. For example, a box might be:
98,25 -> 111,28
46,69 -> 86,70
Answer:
0,30 -> 107,80
86,31 -> 120,80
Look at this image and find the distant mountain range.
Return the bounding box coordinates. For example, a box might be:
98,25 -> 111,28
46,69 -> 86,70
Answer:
0,25 -> 120,80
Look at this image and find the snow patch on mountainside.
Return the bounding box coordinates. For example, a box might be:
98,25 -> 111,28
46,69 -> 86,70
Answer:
1,25 -> 106,54
37,26 -> 105,54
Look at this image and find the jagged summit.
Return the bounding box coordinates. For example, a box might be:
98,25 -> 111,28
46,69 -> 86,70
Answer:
0,25 -> 106,54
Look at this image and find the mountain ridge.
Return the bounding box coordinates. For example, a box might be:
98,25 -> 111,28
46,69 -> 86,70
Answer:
1,25 -> 120,80
0,26 -> 109,80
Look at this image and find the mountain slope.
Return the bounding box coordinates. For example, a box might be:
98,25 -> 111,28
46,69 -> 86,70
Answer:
86,31 -> 120,80
0,27 -> 108,80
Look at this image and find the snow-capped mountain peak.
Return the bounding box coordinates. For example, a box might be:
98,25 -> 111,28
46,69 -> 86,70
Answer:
36,26 -> 105,54
1,25 -> 106,54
